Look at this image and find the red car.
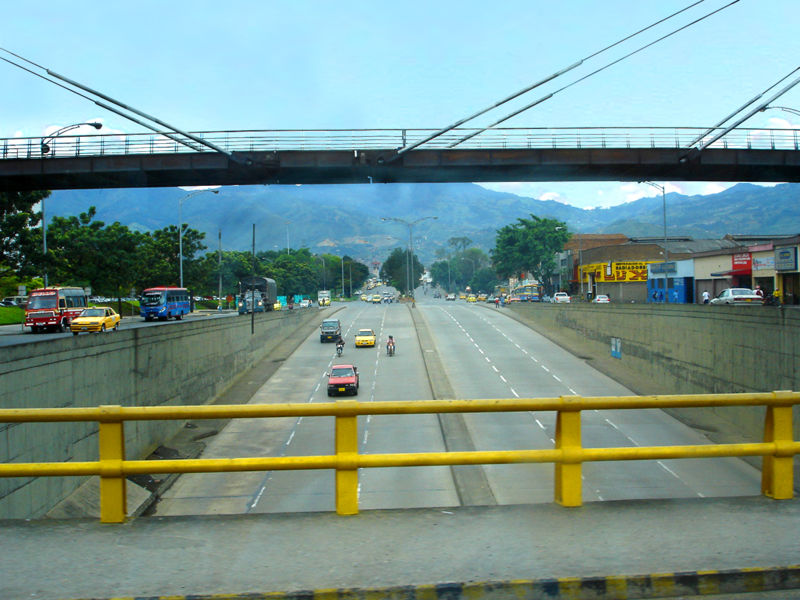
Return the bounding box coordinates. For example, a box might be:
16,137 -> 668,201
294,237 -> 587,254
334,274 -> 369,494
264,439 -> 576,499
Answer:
327,364 -> 359,396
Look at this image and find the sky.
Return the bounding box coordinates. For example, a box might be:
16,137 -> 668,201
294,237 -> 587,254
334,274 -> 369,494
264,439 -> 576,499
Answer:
1,0 -> 798,209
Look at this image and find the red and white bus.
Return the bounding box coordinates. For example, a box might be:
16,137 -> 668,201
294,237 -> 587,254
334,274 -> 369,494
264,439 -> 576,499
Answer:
24,287 -> 88,333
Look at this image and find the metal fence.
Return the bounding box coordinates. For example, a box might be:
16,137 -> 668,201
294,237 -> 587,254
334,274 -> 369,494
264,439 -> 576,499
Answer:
2,127 -> 799,159
0,391 -> 797,523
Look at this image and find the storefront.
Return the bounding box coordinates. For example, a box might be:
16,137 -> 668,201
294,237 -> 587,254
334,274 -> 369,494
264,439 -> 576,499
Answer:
647,260 -> 693,303
775,244 -> 800,305
580,260 -> 656,303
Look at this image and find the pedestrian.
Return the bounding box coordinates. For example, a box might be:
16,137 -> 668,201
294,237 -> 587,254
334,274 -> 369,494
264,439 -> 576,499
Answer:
755,285 -> 764,298
702,290 -> 710,304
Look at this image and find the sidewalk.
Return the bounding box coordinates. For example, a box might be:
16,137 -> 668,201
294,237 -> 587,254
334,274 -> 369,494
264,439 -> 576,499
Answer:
2,497 -> 799,599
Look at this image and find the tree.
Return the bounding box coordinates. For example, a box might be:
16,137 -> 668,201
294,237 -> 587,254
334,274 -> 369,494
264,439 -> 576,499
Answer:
45,207 -> 144,306
448,236 -> 472,253
380,247 -> 424,294
0,190 -> 48,280
491,215 -> 570,284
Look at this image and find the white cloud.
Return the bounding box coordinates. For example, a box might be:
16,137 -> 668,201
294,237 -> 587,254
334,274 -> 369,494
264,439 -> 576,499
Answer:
539,192 -> 562,202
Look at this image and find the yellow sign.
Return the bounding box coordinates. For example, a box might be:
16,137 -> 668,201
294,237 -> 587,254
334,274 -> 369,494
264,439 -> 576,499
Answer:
581,261 -> 657,283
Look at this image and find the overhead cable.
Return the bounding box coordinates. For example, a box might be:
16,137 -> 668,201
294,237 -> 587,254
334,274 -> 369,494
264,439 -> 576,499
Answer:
689,67 -> 800,154
393,0 -> 710,157
448,0 -> 741,148
686,65 -> 800,149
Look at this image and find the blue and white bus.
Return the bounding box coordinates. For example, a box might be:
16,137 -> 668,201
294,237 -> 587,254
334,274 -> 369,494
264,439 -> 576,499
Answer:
140,287 -> 191,321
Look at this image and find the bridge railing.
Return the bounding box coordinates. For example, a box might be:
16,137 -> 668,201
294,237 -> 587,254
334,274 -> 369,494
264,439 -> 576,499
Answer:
2,127 -> 799,159
0,391 -> 797,523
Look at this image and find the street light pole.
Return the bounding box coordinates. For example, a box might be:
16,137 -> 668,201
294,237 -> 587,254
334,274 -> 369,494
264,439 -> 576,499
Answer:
179,189 -> 219,288
642,181 -> 668,264
381,216 -> 438,296
40,122 -> 103,287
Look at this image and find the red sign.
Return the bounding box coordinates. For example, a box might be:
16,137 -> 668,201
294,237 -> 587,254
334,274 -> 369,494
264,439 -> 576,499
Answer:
732,253 -> 752,273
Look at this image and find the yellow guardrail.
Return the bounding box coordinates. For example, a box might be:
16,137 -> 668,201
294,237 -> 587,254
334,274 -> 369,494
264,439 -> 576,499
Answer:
1,392 -> 798,523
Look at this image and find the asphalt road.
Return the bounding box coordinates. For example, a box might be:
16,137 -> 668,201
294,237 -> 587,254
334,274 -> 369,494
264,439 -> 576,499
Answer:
152,289 -> 761,517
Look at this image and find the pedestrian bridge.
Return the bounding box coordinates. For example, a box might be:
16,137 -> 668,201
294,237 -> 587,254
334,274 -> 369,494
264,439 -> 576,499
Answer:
2,126 -> 799,191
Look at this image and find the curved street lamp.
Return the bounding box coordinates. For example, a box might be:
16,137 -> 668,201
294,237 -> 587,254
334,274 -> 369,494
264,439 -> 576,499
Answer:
39,122 -> 103,287
40,122 -> 102,156
380,216 -> 438,295
760,105 -> 800,118
179,189 -> 219,287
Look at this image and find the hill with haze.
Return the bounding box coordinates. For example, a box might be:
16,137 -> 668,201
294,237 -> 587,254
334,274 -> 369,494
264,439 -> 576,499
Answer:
47,182 -> 800,264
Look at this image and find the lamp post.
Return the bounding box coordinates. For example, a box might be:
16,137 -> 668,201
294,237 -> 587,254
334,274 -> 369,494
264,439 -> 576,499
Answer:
381,216 -> 438,296
641,182 -> 668,265
760,105 -> 800,118
39,122 -> 103,287
179,189 -> 219,287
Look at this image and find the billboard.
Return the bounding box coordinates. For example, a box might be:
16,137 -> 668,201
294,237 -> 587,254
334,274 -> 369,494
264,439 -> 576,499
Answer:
582,261 -> 656,282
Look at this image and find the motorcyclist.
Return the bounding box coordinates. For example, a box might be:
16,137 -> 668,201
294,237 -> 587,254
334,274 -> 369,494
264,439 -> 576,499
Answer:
335,334 -> 345,354
386,335 -> 395,355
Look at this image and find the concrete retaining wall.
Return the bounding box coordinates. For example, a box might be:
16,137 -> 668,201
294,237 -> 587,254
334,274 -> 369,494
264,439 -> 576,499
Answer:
0,309 -> 320,519
508,303 -> 800,476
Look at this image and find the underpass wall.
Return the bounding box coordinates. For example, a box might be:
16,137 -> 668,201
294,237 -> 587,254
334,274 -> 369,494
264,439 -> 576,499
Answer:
0,309 -> 320,519
508,303 -> 800,471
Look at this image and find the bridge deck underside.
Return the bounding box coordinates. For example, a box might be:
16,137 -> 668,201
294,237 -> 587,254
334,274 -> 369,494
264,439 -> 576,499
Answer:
1,148 -> 799,191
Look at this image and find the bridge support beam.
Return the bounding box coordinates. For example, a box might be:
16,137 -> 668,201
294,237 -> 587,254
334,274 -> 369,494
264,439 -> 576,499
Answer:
335,403 -> 359,515
762,392 -> 795,500
99,406 -> 127,523
555,397 -> 583,507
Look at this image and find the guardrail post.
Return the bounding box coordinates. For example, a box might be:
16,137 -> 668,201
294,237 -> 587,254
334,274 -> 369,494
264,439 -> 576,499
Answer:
98,405 -> 127,523
762,392 -> 795,500
555,396 -> 583,507
335,401 -> 359,515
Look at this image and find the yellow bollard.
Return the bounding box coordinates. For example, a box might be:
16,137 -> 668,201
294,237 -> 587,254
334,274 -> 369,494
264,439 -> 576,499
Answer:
98,406 -> 127,523
335,402 -> 359,515
762,392 -> 795,499
554,397 -> 583,507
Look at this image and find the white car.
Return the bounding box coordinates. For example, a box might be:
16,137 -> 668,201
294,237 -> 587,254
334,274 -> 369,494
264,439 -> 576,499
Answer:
709,288 -> 762,305
592,294 -> 610,303
553,292 -> 571,303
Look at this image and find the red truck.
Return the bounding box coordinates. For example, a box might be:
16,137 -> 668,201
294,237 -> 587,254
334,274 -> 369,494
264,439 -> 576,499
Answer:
327,364 -> 359,397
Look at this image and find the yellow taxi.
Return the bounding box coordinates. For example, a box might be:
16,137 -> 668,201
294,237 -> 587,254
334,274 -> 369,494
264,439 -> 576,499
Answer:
371,294 -> 382,304
477,293 -> 488,301
360,293 -> 368,301
273,302 -> 283,311
355,328 -> 376,347
467,294 -> 477,303
459,292 -> 467,300
70,307 -> 121,335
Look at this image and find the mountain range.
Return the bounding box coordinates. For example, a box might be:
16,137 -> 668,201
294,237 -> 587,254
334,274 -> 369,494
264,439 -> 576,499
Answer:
47,182 -> 800,265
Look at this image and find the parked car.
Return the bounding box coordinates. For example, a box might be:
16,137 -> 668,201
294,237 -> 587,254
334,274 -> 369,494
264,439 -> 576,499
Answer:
592,294 -> 610,303
327,364 -> 359,396
709,288 -> 762,305
355,328 -> 376,347
70,307 -> 121,335
553,292 -> 571,303
2,296 -> 27,307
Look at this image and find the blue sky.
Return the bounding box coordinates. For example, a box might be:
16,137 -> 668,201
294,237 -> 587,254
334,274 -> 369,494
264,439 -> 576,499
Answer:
2,0 -> 798,208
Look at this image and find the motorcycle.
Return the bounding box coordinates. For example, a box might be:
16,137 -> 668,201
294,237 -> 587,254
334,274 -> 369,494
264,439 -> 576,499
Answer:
386,341 -> 395,357
336,343 -> 344,357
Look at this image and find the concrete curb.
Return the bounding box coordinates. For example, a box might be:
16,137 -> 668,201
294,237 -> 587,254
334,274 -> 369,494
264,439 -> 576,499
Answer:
68,565 -> 800,599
